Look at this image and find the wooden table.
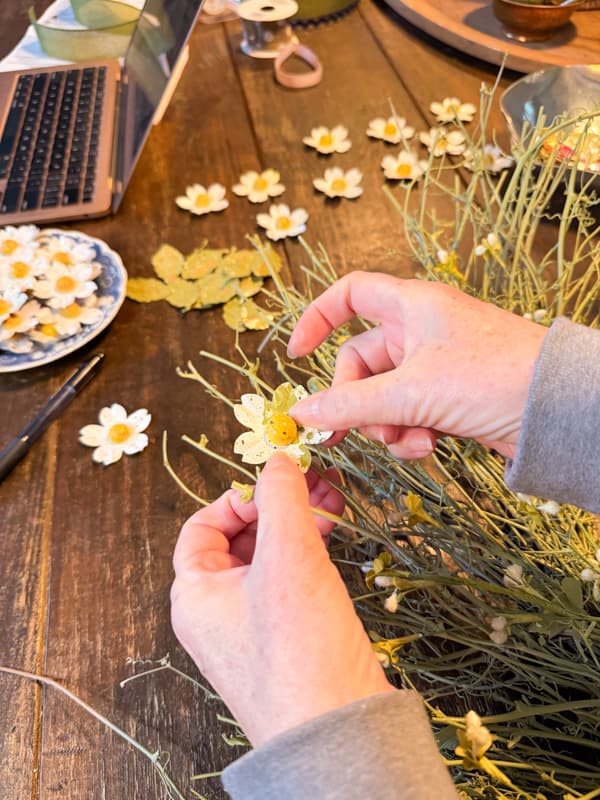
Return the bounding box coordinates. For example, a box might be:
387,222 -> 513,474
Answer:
0,3 -> 514,797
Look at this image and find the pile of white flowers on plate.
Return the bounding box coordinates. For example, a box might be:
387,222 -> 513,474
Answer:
0,225 -> 107,354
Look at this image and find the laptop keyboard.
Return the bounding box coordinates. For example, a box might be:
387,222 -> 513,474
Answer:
0,66 -> 106,214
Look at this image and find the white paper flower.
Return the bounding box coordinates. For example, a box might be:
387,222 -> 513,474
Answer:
313,167 -> 363,199
42,233 -> 96,267
420,127 -> 466,157
0,225 -> 39,258
0,285 -> 27,322
303,125 -> 351,154
381,151 -> 428,181
29,312 -> 69,345
0,300 -> 40,343
366,116 -> 415,144
0,250 -> 47,291
256,203 -> 308,241
38,295 -> 103,337
465,144 -> 514,174
34,263 -> 97,309
233,383 -> 331,473
430,97 -> 476,124
232,169 -> 285,203
175,183 -> 229,215
79,404 -> 151,466
474,232 -> 501,257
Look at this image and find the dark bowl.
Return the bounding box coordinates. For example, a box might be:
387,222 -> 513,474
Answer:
492,0 -> 577,41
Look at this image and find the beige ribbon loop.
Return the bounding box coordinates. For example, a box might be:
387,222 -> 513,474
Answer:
274,38 -> 323,89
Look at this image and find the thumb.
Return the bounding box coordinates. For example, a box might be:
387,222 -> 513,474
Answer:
253,452 -> 323,565
291,370 -> 412,431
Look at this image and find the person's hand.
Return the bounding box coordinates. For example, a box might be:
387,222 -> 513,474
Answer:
170,453 -> 394,748
287,272 -> 548,460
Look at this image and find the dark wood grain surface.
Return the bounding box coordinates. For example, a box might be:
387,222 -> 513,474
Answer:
0,3 -> 513,797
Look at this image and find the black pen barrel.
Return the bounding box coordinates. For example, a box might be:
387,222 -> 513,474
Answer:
0,436 -> 31,482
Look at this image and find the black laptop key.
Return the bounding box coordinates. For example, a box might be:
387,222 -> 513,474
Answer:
21,189 -> 40,210
62,186 -> 80,205
1,185 -> 21,213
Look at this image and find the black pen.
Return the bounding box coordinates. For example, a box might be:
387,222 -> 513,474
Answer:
0,353 -> 104,483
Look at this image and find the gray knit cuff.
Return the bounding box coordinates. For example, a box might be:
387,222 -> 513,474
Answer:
505,317 -> 600,512
221,690 -> 458,800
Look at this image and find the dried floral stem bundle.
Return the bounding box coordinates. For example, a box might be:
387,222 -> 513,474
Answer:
174,87 -> 600,799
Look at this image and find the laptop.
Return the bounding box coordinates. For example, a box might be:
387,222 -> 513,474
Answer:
0,0 -> 204,225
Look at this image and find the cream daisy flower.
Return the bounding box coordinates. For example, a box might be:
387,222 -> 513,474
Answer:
232,169 -> 285,203
42,233 -> 96,267
175,183 -> 229,215
29,313 -> 69,346
0,285 -> 27,322
79,404 -> 151,466
381,151 -> 428,181
419,127 -> 466,157
0,300 -> 40,343
366,116 -> 415,144
256,203 -> 308,241
303,125 -> 351,154
465,144 -> 514,174
313,167 -> 363,199
430,97 -> 476,124
34,263 -> 97,309
0,249 -> 47,292
38,296 -> 103,337
0,225 -> 39,258
233,383 -> 331,473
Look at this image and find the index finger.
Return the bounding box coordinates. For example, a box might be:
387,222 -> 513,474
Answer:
287,271 -> 403,358
173,489 -> 257,577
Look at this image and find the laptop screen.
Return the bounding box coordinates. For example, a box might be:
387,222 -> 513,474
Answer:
113,0 -> 204,209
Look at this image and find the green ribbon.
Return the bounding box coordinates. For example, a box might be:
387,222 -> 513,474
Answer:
28,0 -> 140,61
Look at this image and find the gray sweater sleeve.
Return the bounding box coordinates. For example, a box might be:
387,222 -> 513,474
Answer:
221,690 -> 458,800
505,317 -> 600,512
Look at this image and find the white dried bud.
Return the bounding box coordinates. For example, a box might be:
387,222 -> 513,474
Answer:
384,590 -> 399,613
374,575 -> 395,588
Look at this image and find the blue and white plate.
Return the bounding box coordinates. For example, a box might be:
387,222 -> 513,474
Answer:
0,229 -> 127,373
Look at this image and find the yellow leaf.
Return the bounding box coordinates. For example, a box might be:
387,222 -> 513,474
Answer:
166,277 -> 201,310
151,244 -> 184,282
182,247 -> 228,279
237,276 -> 263,298
126,277 -> 170,303
404,493 -> 441,528
195,270 -> 238,306
222,248 -> 254,279
223,298 -> 245,331
223,297 -> 273,332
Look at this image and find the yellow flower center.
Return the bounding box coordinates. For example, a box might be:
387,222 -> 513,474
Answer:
53,251 -> 71,266
195,193 -> 211,208
319,133 -> 333,148
56,275 -> 77,293
108,423 -> 131,444
4,314 -> 22,330
253,177 -> 268,191
265,414 -> 298,446
1,239 -> 18,255
331,178 -> 347,193
396,163 -> 412,178
40,323 -> 58,338
276,216 -> 291,231
11,261 -> 30,279
384,122 -> 397,136
0,299 -> 12,316
61,303 -> 82,319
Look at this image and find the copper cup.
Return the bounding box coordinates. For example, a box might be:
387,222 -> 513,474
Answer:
492,0 -> 580,41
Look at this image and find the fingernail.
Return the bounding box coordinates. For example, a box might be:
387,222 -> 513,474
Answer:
411,437 -> 434,459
